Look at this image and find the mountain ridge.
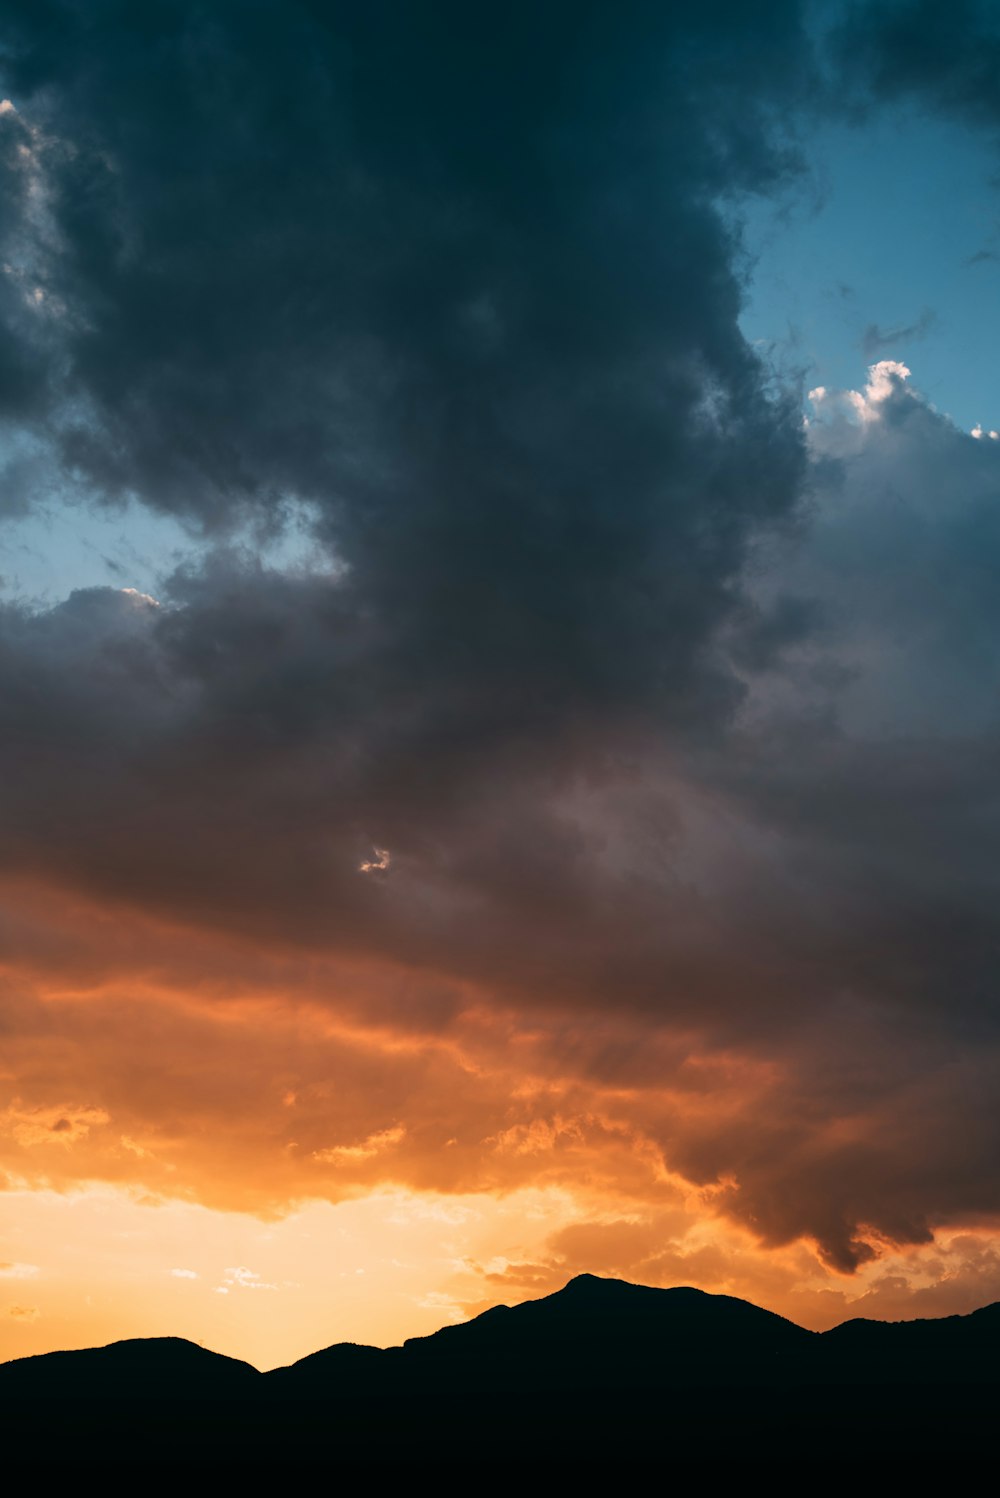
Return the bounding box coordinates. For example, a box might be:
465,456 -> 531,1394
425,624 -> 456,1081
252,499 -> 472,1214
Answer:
2,1271 -> 997,1384
3,1274 -> 997,1464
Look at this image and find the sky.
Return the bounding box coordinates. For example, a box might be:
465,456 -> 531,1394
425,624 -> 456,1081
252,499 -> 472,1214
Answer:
2,0 -> 1000,1372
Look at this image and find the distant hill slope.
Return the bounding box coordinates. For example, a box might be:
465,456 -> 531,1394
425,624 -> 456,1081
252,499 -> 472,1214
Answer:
818,1297 -> 1000,1385
0,1335 -> 259,1398
4,1274 -> 998,1405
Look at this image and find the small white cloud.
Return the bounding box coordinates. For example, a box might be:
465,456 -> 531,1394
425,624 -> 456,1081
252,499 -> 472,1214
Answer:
0,1263 -> 39,1279
170,1268 -> 199,1280
221,1266 -> 277,1290
850,359 -> 911,422
359,846 -> 391,874
806,361 -> 915,448
0,99 -> 14,115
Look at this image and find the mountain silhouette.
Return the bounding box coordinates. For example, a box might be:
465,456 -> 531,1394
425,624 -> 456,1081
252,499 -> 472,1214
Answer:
819,1298 -> 1000,1385
268,1274 -> 813,1397
3,1275 -> 998,1463
0,1334 -> 258,1398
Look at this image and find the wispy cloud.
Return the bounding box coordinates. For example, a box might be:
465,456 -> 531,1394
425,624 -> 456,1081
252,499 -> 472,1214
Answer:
860,308 -> 936,355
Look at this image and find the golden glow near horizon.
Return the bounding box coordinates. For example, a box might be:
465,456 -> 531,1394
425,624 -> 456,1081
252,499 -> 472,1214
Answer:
3,876 -> 1000,1369
4,1181 -> 1000,1371
0,1184 -> 584,1369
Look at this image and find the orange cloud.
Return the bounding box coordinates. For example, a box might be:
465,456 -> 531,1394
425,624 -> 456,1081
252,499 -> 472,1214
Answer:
1,1102 -> 111,1149
3,868 -> 1000,1366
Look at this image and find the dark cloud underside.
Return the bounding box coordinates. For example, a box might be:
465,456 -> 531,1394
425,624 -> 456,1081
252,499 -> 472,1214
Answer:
1,1 -> 1000,1277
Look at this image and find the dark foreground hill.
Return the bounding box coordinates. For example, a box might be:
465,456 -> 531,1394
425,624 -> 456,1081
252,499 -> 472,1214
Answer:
268,1275 -> 813,1398
3,1274 -> 997,1466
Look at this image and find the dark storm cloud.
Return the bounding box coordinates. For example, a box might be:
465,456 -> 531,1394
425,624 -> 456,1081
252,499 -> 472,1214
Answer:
697,371 -> 1000,1266
835,0 -> 1000,123
4,2 -> 1000,1277
0,2 -> 815,916
0,0 -> 808,523
0,0 -> 815,762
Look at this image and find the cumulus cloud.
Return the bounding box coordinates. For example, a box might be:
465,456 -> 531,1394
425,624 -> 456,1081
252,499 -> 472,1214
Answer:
764,359 -> 1000,736
3,357 -> 1000,1276
1,0 -> 1000,1302
807,358 -> 912,430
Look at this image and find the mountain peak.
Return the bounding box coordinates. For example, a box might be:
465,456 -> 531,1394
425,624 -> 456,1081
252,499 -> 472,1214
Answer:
560,1273 -> 707,1299
561,1272 -> 622,1292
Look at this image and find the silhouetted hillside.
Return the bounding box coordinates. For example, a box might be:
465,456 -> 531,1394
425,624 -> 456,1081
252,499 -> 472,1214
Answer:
3,1276 -> 998,1464
6,1275 -> 1000,1399
0,1334 -> 258,1398
819,1298 -> 1000,1385
268,1274 -> 813,1397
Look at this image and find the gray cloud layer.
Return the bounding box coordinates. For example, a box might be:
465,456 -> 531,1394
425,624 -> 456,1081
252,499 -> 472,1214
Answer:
2,1 -> 1000,1273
